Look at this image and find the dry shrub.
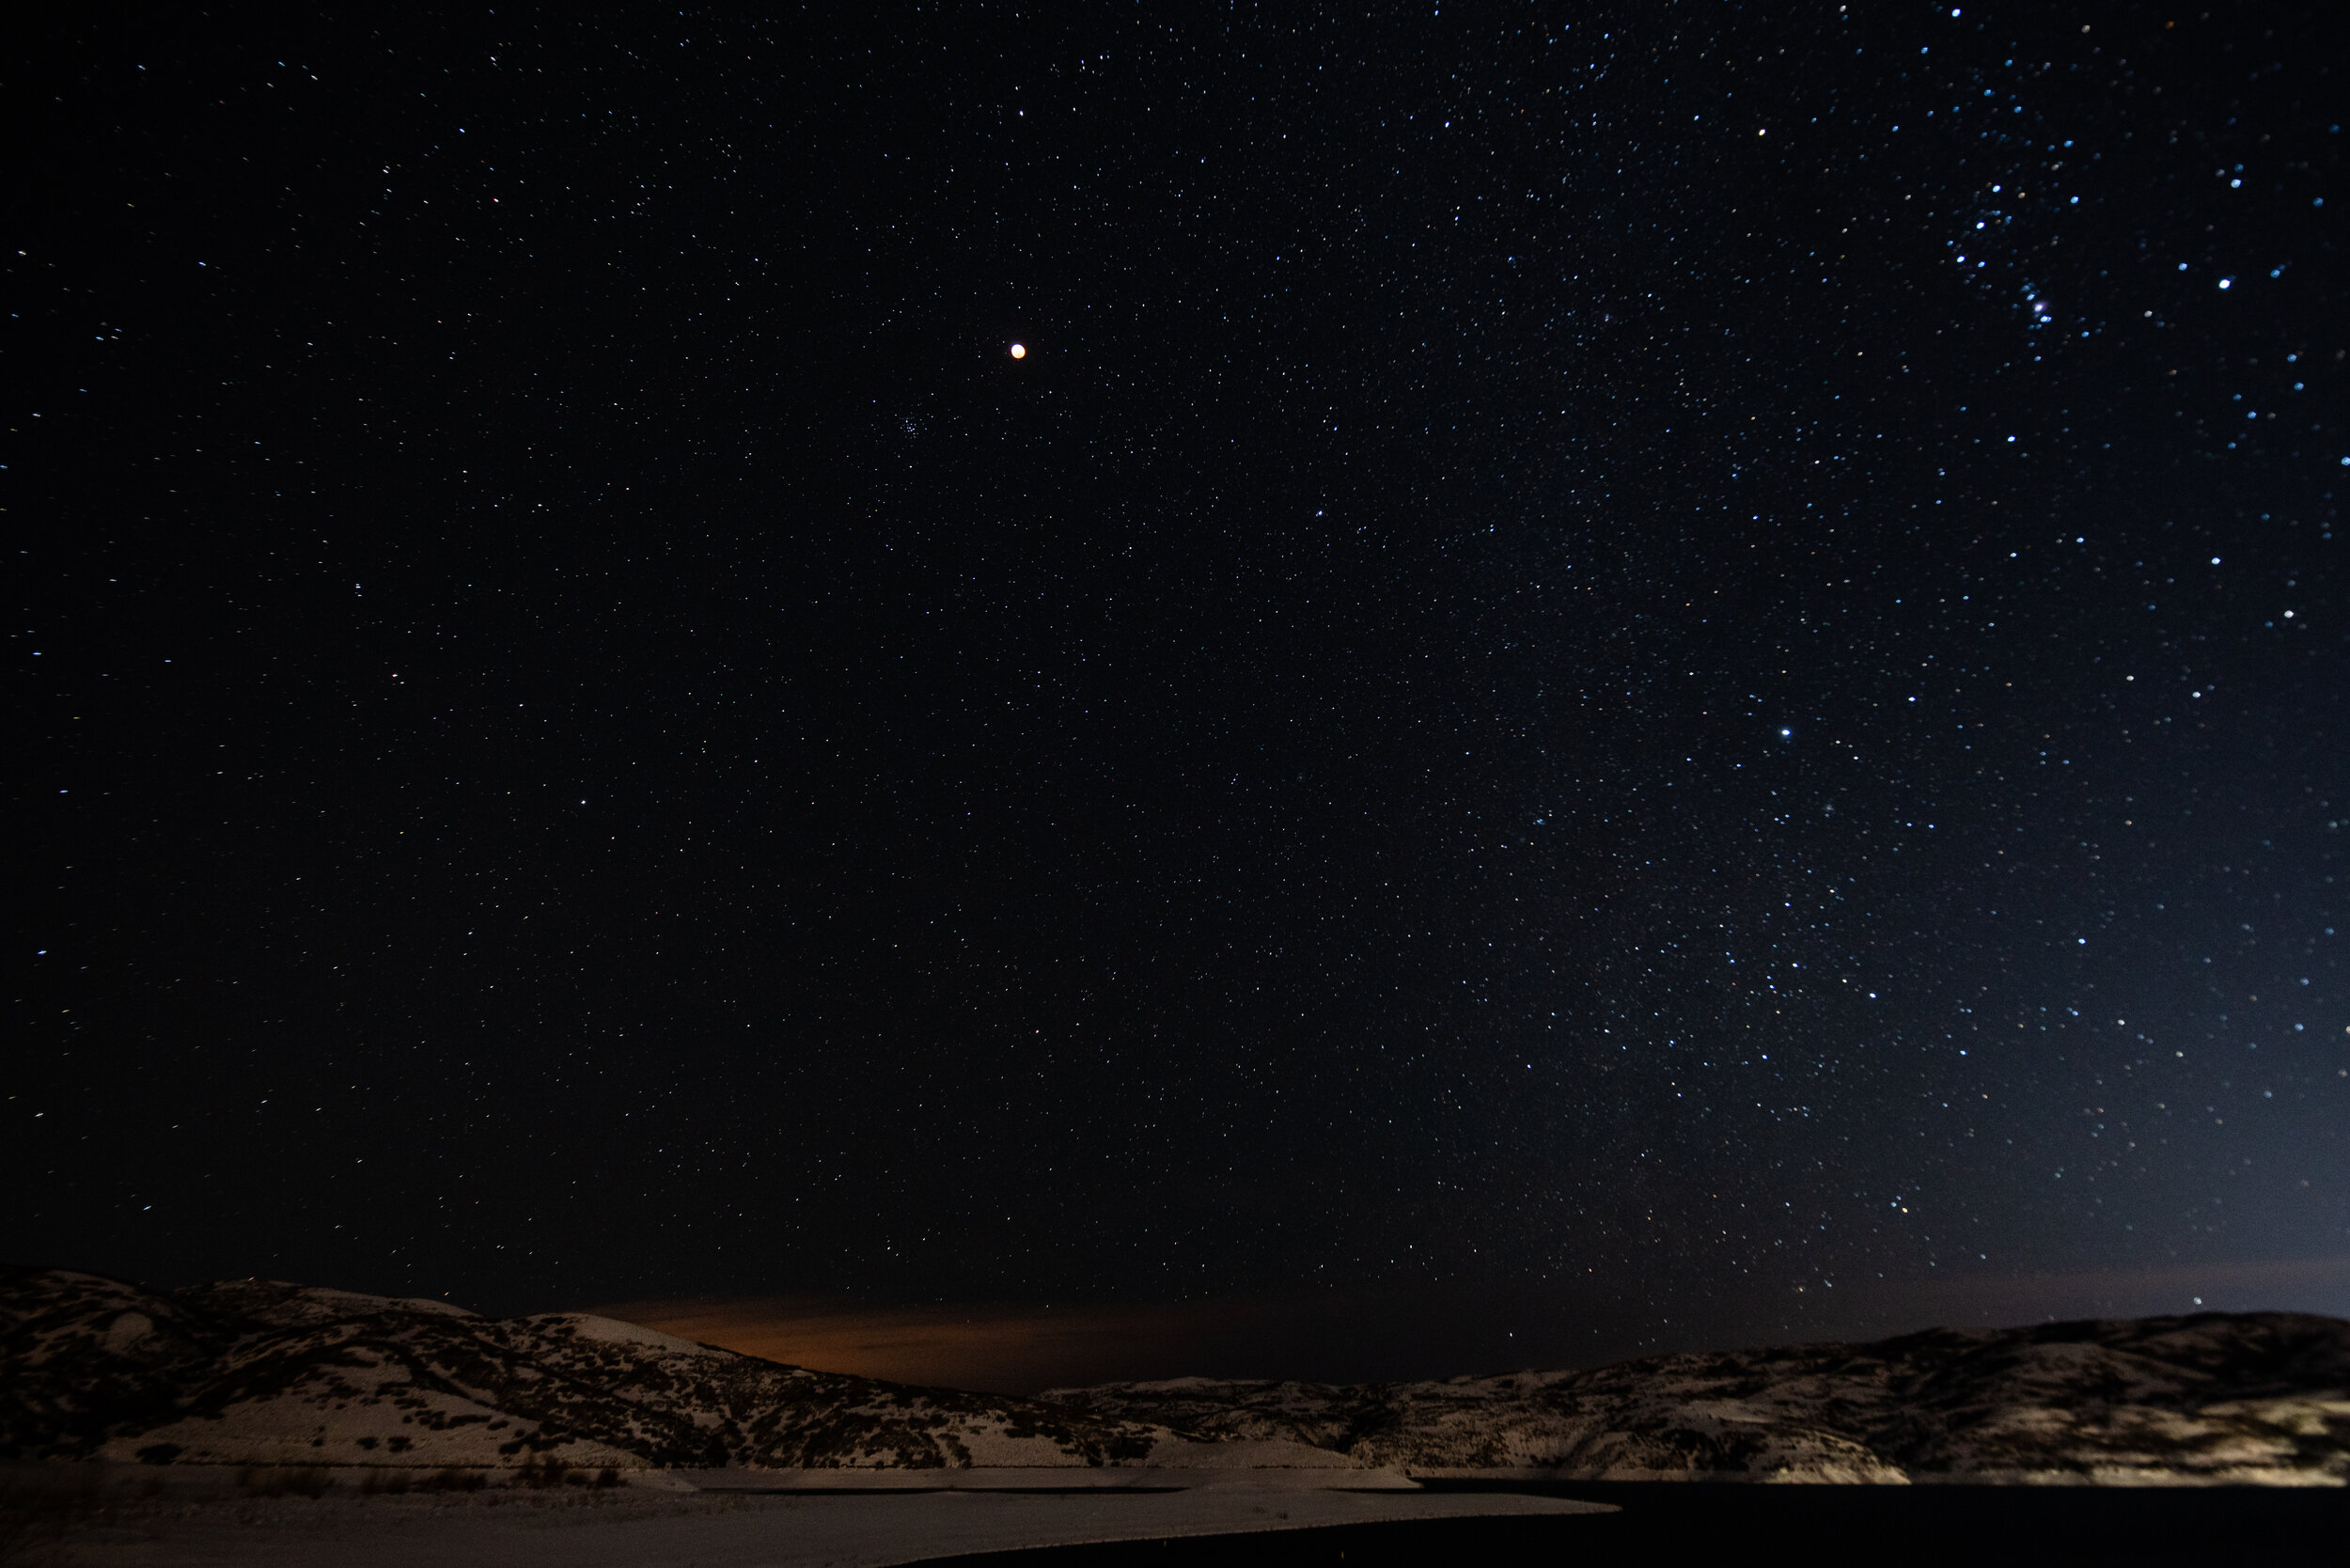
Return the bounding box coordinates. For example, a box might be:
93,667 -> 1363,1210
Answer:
358,1469 -> 412,1496
239,1466 -> 331,1499
416,1467 -> 486,1493
512,1456 -> 584,1490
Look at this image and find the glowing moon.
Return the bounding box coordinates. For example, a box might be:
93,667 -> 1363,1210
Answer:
1008,342 -> 1026,359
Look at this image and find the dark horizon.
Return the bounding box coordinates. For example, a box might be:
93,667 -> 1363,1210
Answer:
12,3 -> 2346,1351
12,1251 -> 2348,1400
585,1257 -> 2350,1395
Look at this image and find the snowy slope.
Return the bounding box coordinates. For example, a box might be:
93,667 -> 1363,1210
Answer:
11,1267 -> 2341,1482
0,1268 -> 1293,1470
1042,1313 -> 2350,1484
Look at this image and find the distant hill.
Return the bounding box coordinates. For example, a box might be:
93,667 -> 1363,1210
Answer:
1041,1312 -> 2350,1484
0,1266 -> 1322,1471
5,1266 -> 2343,1482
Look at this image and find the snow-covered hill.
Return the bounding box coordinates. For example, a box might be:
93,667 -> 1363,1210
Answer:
1042,1312 -> 2350,1484
8,1267 -> 2342,1482
0,1267 -> 1327,1471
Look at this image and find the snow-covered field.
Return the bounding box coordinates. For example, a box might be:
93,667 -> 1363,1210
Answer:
2,1462 -> 1609,1567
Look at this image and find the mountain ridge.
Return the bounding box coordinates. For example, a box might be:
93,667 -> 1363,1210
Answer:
1040,1311 -> 2350,1484
5,1266 -> 2344,1483
0,1266 -> 1287,1470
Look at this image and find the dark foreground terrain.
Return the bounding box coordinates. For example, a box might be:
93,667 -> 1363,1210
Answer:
922,1484 -> 2350,1568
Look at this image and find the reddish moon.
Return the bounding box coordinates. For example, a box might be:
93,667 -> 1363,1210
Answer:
1008,342 -> 1026,359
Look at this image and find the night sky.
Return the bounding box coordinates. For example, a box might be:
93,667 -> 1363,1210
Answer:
14,3 -> 2348,1365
